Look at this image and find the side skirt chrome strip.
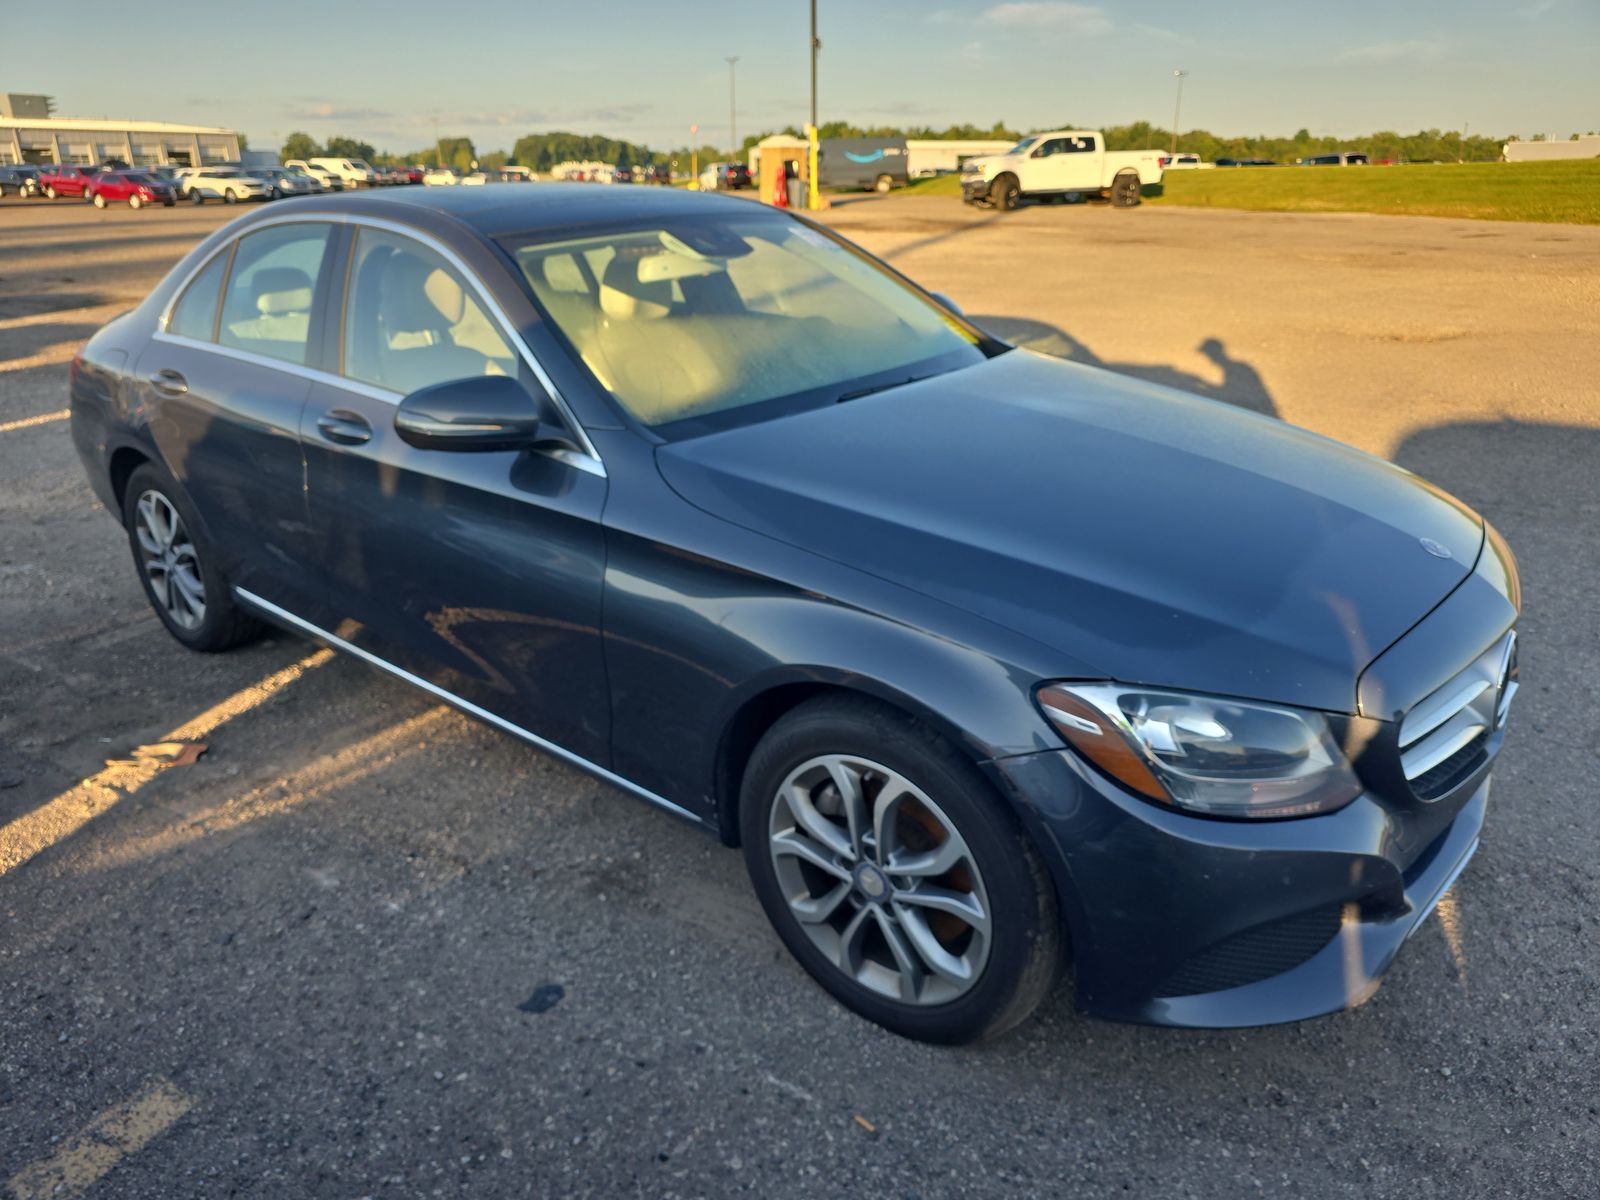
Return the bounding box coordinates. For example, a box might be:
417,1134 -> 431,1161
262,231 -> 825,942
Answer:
234,587 -> 708,829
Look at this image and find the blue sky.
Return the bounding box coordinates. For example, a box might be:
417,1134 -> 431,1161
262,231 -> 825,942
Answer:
5,0 -> 1594,152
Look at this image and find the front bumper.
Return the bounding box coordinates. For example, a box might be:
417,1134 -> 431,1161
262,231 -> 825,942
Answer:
988,746 -> 1492,1027
960,176 -> 990,202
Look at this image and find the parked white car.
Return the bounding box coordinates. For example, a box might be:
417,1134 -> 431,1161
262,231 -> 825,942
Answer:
176,167 -> 271,204
1160,153 -> 1213,170
284,160 -> 345,191
959,131 -> 1164,210
422,167 -> 461,186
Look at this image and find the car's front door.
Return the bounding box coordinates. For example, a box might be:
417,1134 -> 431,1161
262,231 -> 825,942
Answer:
298,223 -> 612,763
136,220 -> 339,614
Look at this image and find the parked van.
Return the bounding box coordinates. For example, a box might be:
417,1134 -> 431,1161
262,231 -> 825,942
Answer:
1301,153 -> 1370,166
819,138 -> 909,192
307,156 -> 379,187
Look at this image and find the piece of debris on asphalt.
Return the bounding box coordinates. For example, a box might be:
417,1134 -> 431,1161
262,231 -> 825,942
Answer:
518,983 -> 565,1013
853,1114 -> 877,1133
128,741 -> 208,767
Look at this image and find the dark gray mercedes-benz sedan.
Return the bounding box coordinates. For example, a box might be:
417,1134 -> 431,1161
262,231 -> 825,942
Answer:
69,185 -> 1520,1042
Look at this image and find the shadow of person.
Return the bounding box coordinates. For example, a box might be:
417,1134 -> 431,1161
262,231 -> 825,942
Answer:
970,315 -> 1281,421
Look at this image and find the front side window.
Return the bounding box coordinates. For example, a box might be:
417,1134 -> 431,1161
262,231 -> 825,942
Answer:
168,251 -> 228,341
1033,139 -> 1066,157
342,228 -> 517,394
503,213 -> 990,434
217,223 -> 334,364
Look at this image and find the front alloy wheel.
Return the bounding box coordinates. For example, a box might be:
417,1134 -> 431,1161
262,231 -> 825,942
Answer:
742,696 -> 1061,1043
769,754 -> 992,1005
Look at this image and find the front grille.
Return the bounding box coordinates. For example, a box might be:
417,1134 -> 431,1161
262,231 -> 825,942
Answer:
1398,631 -> 1516,801
1153,904 -> 1344,997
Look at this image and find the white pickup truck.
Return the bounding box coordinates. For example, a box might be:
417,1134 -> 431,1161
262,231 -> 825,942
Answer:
960,131 -> 1164,210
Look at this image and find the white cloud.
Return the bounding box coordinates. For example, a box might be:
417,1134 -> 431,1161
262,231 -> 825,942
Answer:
983,2 -> 1112,34
1337,39 -> 1449,64
285,102 -> 392,122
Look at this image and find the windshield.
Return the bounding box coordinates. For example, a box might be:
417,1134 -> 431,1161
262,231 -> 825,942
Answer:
502,213 -> 992,436
1006,137 -> 1040,156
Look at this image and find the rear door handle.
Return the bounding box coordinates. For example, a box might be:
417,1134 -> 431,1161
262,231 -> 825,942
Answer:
148,369 -> 188,396
316,409 -> 373,445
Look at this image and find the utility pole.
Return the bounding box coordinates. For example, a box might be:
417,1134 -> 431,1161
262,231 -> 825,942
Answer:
808,0 -> 821,210
1169,69 -> 1187,158
726,57 -> 740,158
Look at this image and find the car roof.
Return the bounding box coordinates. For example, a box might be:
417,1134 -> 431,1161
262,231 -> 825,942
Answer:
232,181 -> 761,239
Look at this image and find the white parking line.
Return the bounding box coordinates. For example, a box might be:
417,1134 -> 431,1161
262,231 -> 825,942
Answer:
6,1077 -> 194,1200
0,409 -> 69,433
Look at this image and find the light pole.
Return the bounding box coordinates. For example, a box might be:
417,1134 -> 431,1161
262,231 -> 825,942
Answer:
726,56 -> 740,159
1170,69 -> 1187,158
808,0 -> 821,210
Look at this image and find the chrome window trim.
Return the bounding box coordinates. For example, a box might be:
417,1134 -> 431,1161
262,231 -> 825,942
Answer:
154,209 -> 606,476
234,587 -> 706,829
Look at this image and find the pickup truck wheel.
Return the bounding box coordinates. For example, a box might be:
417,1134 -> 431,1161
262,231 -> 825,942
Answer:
874,174 -> 893,194
990,174 -> 1020,212
1111,172 -> 1142,208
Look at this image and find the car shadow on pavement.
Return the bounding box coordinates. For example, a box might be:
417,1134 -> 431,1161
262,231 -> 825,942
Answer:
0,321 -> 101,365
972,313 -> 1281,419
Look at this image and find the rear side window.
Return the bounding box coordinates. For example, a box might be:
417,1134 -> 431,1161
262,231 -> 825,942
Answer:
168,252 -> 228,341
217,223 -> 334,365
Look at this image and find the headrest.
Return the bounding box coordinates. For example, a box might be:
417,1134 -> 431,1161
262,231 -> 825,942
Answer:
253,267 -> 313,316
600,255 -> 672,320
422,267 -> 465,325
379,254 -> 471,333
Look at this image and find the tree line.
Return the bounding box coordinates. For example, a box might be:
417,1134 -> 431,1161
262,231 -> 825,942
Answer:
284,119 -> 1565,174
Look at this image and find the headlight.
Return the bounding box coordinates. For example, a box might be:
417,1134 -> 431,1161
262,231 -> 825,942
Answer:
1035,683 -> 1361,819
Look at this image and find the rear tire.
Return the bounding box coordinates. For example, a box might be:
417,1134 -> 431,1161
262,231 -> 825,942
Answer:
129,194 -> 143,210
740,695 -> 1061,1043
92,192 -> 107,208
45,185 -> 57,199
122,464 -> 263,653
874,174 -> 893,194
991,174 -> 1020,212
1111,171 -> 1142,208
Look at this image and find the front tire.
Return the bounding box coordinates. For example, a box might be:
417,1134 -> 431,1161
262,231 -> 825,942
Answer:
223,189 -> 238,204
92,192 -> 107,208
45,185 -> 57,199
990,174 -> 1020,212
129,194 -> 143,209
740,696 -> 1061,1043
122,464 -> 262,652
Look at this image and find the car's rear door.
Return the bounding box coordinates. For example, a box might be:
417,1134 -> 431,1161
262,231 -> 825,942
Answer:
135,219 -> 340,615
296,222 -> 613,763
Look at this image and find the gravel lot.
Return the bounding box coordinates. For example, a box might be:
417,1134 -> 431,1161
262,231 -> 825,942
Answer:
2,196 -> 1597,1199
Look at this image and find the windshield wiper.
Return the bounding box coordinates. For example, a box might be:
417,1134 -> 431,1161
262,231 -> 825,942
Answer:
835,373 -> 936,404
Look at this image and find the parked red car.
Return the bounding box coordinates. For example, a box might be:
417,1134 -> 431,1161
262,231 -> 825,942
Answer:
38,164 -> 99,199
86,171 -> 177,209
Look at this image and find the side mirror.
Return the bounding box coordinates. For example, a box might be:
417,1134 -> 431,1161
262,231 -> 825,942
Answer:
395,375 -> 575,453
932,292 -> 964,316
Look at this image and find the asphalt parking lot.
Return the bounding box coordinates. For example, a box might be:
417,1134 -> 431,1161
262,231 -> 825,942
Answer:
2,195 -> 1597,1198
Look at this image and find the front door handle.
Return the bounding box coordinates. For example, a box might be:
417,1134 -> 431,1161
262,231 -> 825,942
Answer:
316,409 -> 373,445
148,368 -> 188,396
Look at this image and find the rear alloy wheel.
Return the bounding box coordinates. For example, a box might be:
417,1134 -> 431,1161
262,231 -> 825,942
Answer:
92,192 -> 107,208
1111,172 -> 1142,208
128,194 -> 143,209
742,697 -> 1061,1043
991,174 -> 1020,212
122,464 -> 261,652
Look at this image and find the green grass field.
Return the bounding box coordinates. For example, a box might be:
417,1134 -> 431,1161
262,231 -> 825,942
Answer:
902,159 -> 1600,224
1150,159 -> 1600,224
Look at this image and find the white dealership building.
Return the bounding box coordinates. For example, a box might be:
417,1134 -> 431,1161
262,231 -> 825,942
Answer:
0,92 -> 241,167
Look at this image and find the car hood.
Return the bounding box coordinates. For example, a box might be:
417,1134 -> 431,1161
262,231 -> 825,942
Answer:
655,351 -> 1483,713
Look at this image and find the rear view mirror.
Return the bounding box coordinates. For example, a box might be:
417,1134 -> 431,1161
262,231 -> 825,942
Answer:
394,375 -> 575,453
